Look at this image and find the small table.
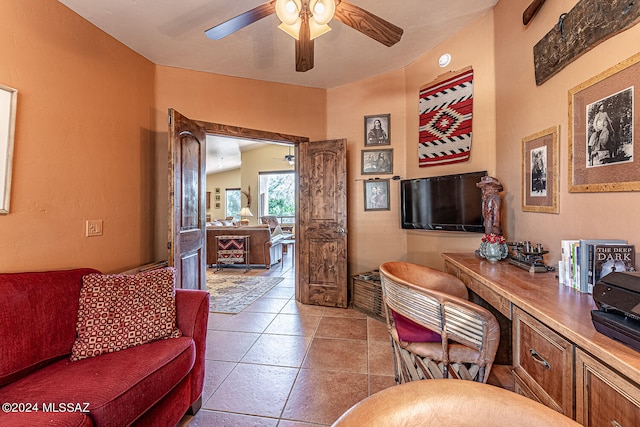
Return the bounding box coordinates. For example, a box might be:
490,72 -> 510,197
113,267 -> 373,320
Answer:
215,235 -> 250,272
280,238 -> 295,268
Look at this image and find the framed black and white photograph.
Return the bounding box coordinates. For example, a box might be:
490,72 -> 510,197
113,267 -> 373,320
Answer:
0,83 -> 17,214
361,149 -> 393,175
569,51 -> 640,192
364,114 -> 390,146
522,126 -> 559,213
364,179 -> 390,211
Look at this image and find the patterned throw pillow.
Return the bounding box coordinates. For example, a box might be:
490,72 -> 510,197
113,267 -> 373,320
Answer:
70,267 -> 182,362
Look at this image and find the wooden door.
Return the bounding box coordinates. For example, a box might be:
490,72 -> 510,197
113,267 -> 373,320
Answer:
298,139 -> 348,307
168,109 -> 207,290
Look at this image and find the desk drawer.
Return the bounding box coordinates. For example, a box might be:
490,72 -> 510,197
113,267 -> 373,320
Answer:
576,349 -> 640,427
512,306 -> 574,417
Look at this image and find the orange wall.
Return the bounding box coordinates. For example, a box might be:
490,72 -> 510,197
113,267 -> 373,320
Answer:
495,0 -> 640,264
0,0 -> 156,273
328,12 -> 497,273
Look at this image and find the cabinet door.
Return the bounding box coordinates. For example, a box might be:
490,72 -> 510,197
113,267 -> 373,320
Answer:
576,349 -> 640,427
513,306 -> 574,417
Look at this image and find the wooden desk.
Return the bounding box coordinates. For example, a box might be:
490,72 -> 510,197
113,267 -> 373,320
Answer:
443,253 -> 640,425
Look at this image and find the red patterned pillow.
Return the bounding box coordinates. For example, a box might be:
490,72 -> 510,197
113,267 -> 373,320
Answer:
70,267 -> 182,362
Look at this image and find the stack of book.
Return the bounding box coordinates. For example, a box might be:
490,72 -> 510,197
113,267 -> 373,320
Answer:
559,239 -> 636,293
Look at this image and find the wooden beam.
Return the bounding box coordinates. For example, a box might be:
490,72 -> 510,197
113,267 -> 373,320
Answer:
534,0 -> 640,85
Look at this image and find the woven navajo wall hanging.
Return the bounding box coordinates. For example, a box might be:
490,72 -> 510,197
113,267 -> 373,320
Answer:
418,67 -> 474,167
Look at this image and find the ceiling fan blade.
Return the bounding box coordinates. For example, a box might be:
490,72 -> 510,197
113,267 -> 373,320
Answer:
296,17 -> 314,72
333,1 -> 403,47
205,1 -> 276,40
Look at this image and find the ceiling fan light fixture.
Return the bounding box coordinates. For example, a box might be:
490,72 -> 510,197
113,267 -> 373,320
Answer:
278,21 -> 301,40
309,20 -> 331,40
310,0 -> 335,26
275,0 -> 301,26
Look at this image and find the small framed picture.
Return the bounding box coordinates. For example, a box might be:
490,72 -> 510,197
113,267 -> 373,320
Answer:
522,126 -> 559,213
215,195 -> 221,201
364,114 -> 390,146
364,179 -> 390,211
362,149 -> 393,175
215,202 -> 221,209
215,187 -> 220,194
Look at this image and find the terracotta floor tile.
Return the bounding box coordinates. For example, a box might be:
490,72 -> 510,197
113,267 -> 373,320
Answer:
367,317 -> 390,342
185,409 -> 278,427
207,312 -> 233,329
201,359 -> 236,405
241,334 -> 311,367
277,421 -> 329,427
302,337 -> 368,373
205,330 -> 260,362
281,369 -> 368,425
262,286 -> 295,299
205,363 -> 298,418
369,374 -> 397,396
244,297 -> 290,314
264,313 -> 321,337
215,311 -> 277,333
368,339 -> 395,376
280,300 -> 326,316
322,307 -> 367,319
315,316 -> 367,340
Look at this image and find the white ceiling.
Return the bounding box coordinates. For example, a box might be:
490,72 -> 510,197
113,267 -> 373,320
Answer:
57,0 -> 498,90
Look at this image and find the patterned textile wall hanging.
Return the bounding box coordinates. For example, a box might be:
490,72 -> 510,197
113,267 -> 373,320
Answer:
418,67 -> 474,167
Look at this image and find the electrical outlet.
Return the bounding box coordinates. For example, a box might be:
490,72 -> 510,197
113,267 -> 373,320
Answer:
86,220 -> 103,237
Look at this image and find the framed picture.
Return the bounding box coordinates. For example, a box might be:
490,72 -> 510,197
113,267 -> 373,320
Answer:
361,149 -> 393,175
215,195 -> 221,201
215,202 -> 221,209
364,179 -> 390,211
522,126 -> 559,213
0,84 -> 17,214
568,51 -> 640,192
364,114 -> 390,146
215,187 -> 220,194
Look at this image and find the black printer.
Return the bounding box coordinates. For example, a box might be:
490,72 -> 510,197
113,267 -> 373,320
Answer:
591,271 -> 640,352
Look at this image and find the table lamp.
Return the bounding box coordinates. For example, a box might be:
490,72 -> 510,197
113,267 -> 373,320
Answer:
238,207 -> 253,226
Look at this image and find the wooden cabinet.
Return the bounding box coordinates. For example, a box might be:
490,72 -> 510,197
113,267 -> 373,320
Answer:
350,274 -> 384,321
575,349 -> 640,427
512,306 -> 574,417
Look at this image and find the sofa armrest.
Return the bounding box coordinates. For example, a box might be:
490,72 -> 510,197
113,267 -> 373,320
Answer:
175,289 -> 209,407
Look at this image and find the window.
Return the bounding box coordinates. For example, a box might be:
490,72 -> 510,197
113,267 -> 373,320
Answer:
225,188 -> 241,220
259,172 -> 295,222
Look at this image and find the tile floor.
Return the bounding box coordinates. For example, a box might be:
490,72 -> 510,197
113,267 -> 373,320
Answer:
180,253 -> 396,426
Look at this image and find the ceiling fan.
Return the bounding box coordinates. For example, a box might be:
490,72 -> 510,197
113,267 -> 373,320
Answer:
273,147 -> 295,164
205,0 -> 404,72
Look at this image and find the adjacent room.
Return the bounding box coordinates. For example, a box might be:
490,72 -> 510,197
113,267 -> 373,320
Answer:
2,0 -> 640,426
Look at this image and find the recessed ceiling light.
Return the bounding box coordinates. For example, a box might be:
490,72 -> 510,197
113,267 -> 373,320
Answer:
438,53 -> 451,67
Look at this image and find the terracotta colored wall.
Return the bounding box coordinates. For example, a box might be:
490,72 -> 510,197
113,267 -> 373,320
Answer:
495,0 -> 640,265
0,0 -> 156,273
328,12 -> 497,273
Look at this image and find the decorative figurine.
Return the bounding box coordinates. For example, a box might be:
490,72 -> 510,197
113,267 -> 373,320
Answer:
476,176 -> 503,236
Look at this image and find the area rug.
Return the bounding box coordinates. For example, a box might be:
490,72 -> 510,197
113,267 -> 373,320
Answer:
206,271 -> 284,314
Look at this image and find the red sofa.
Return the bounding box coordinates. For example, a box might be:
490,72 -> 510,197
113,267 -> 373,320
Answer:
0,268 -> 209,426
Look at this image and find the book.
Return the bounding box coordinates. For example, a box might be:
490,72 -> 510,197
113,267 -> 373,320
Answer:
578,239 -> 626,293
591,244 -> 636,292
561,240 -> 579,288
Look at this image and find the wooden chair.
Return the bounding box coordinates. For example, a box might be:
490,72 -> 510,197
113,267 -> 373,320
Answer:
379,261 -> 500,384
260,215 -> 279,232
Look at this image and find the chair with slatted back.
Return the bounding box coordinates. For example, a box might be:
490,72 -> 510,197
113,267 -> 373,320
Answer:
379,261 -> 500,384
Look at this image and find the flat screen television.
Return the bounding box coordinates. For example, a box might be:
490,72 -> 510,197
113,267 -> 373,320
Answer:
401,171 -> 487,232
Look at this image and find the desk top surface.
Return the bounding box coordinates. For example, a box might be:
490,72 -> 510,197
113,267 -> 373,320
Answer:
443,253 -> 640,384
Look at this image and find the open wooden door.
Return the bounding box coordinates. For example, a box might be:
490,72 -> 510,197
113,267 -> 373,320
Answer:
168,109 -> 207,290
298,139 -> 348,307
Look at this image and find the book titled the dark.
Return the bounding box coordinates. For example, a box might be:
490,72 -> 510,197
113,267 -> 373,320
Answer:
592,244 -> 636,289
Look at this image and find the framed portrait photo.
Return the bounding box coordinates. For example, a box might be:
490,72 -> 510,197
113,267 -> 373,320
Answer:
361,149 -> 393,175
522,126 -> 559,213
364,114 -> 390,146
568,51 -> 640,192
364,179 -> 390,211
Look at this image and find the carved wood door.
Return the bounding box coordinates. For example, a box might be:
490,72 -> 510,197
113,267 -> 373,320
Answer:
168,109 -> 207,290
298,139 -> 348,307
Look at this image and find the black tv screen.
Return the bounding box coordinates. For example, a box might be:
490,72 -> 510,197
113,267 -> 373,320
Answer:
401,171 -> 486,232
